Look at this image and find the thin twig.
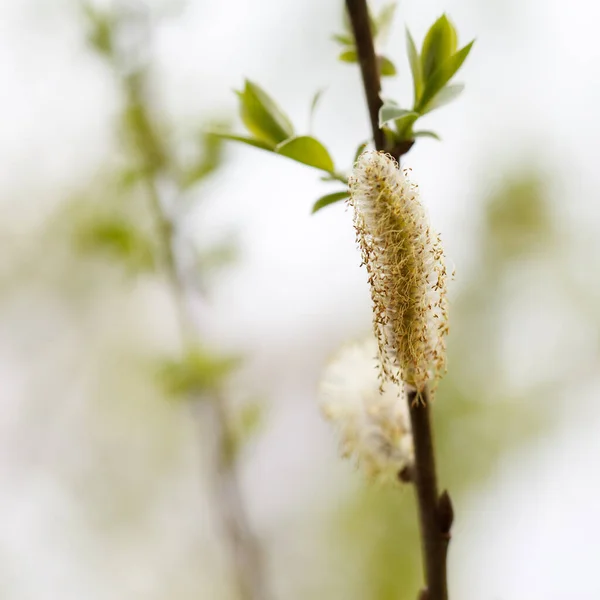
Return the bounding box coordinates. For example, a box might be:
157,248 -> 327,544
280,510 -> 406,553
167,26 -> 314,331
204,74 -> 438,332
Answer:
345,2 -> 452,599
407,388 -> 452,600
143,175 -> 270,600
345,0 -> 384,151
345,0 -> 414,160
131,80 -> 269,597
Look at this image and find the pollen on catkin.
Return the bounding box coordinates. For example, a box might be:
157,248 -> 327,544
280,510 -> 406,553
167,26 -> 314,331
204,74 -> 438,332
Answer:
348,151 -> 449,393
318,338 -> 413,482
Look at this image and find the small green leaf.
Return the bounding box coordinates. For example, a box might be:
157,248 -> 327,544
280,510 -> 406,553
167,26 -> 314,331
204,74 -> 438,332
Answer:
312,191 -> 349,214
332,33 -> 354,45
308,88 -> 326,132
338,48 -> 358,63
353,141 -> 368,163
379,56 -> 397,77
275,136 -> 335,172
208,131 -> 275,151
379,104 -> 417,128
406,28 -> 423,106
374,2 -> 397,44
237,80 -> 294,145
395,112 -> 420,139
182,130 -> 225,188
83,4 -> 114,57
417,41 -> 474,113
413,130 -> 441,140
158,348 -> 239,397
76,216 -> 155,272
420,83 -> 464,115
421,15 -> 458,81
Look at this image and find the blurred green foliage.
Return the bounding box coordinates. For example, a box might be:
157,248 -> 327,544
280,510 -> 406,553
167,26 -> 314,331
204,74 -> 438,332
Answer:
158,348 -> 239,397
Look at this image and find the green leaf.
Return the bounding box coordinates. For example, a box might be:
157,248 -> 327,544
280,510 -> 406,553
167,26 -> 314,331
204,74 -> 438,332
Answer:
308,88 -> 326,131
311,191 -> 349,214
332,33 -> 354,46
76,216 -> 155,272
413,130 -> 441,140
82,3 -> 114,57
158,348 -> 239,397
208,131 -> 275,151
237,80 -> 294,145
353,141 -> 368,163
406,28 -> 423,107
182,130 -> 225,188
420,83 -> 464,115
421,14 -> 458,81
338,48 -> 358,63
394,112 -> 420,139
275,136 -> 335,172
374,2 -> 397,44
379,56 -> 397,77
378,104 -> 417,128
416,41 -> 474,113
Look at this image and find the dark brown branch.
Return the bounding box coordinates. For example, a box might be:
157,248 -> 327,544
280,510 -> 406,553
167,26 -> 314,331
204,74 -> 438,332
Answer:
345,0 -> 414,161
345,0 -> 385,151
407,387 -> 452,600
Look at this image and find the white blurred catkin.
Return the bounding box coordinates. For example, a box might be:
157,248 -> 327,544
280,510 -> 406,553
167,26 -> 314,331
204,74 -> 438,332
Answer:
319,339 -> 413,482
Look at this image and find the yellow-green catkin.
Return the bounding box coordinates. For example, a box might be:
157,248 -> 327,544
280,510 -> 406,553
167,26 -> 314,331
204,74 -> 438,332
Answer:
348,151 -> 449,393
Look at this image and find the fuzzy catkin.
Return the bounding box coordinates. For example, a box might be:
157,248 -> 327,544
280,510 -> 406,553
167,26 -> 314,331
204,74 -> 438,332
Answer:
348,151 -> 449,392
318,338 -> 413,482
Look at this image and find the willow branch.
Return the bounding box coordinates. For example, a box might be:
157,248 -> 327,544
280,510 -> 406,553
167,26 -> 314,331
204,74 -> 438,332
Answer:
407,387 -> 452,600
345,0 -> 414,160
345,0 -> 384,151
143,174 -> 270,600
345,2 -> 452,598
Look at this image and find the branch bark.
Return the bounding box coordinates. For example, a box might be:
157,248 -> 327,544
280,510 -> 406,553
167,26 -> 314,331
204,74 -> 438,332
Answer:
345,0 -> 414,160
345,2 -> 453,599
407,387 -> 452,600
345,0 -> 384,151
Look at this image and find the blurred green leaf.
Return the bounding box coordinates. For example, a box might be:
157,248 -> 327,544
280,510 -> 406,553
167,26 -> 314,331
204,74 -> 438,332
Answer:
311,191 -> 349,214
406,28 -> 423,107
378,105 -> 415,128
237,80 -> 294,145
332,33 -> 354,46
338,48 -> 358,63
182,131 -> 225,188
353,141 -> 368,163
374,2 -> 397,44
82,3 -> 114,57
123,93 -> 166,173
420,83 -> 464,115
421,15 -> 458,81
208,131 -> 275,151
413,130 -> 441,140
196,241 -> 238,272
275,136 -> 335,172
417,41 -> 474,113
158,348 -> 239,397
379,56 -> 397,77
75,216 -> 155,272
395,112 -> 420,139
309,88 -> 326,132
485,175 -> 553,261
